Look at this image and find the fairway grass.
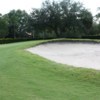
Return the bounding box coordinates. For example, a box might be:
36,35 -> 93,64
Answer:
0,40 -> 100,100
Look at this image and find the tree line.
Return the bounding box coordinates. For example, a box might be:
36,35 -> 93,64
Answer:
0,0 -> 100,39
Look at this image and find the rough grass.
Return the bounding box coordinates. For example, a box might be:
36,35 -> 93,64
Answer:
0,39 -> 100,100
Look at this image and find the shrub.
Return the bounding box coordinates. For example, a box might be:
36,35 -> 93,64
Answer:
0,38 -> 33,44
82,35 -> 100,39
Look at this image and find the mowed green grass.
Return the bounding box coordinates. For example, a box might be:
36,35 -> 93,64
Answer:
0,40 -> 100,100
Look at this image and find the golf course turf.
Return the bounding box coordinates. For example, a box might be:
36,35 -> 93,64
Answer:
0,39 -> 100,100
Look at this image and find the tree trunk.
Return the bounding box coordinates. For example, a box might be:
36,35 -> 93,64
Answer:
54,27 -> 60,38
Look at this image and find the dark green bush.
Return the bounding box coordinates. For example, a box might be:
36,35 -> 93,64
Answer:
0,38 -> 33,44
82,35 -> 100,39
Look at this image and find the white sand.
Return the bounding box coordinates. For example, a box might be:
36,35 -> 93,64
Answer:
27,42 -> 100,70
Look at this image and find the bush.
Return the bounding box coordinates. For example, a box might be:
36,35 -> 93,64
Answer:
0,38 -> 33,44
82,35 -> 100,39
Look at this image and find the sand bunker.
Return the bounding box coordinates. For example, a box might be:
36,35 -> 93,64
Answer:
27,42 -> 100,70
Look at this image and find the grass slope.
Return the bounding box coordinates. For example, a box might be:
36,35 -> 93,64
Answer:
0,40 -> 100,100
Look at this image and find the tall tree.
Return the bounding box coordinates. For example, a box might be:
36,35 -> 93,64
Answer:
0,15 -> 8,38
7,10 -> 30,38
79,9 -> 93,35
30,0 -> 93,38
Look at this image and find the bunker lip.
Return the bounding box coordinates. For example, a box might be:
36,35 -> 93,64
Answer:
27,42 -> 100,70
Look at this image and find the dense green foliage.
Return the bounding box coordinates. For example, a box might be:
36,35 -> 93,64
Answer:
0,0 -> 100,39
0,40 -> 100,100
0,0 -> 93,38
0,38 -> 33,44
82,35 -> 100,39
0,10 -> 30,38
30,0 -> 93,38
